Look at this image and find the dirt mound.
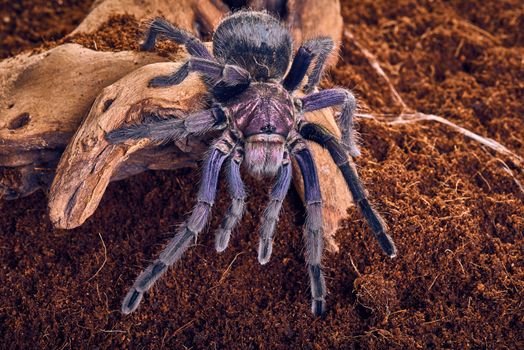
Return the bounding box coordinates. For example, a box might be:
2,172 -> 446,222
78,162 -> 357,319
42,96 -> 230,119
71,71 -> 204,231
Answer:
0,0 -> 522,348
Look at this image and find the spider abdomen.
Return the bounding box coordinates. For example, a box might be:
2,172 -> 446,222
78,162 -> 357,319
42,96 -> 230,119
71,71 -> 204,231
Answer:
213,11 -> 292,81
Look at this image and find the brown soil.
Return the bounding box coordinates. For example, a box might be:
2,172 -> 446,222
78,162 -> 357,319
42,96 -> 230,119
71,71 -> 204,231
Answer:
1,0 -> 523,349
0,0 -> 93,59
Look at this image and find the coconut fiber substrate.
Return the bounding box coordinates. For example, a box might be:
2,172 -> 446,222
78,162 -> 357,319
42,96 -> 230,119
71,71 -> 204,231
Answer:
0,0 -> 523,349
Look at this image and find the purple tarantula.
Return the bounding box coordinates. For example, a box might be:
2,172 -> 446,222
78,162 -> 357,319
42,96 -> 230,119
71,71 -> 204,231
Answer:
106,10 -> 397,317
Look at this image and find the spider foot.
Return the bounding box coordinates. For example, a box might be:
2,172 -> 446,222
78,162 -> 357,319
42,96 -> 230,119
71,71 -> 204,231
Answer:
139,40 -> 154,52
346,143 -> 361,158
311,298 -> 326,317
341,136 -> 361,158
215,228 -> 232,253
377,232 -> 397,258
122,288 -> 144,314
257,238 -> 273,265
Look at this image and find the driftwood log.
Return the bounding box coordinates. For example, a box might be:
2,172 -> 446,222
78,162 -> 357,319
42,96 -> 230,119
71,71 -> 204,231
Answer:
0,44 -> 168,198
0,0 -> 351,251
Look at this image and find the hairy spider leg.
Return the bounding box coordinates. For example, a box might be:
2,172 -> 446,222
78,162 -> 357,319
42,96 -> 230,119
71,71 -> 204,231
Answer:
215,147 -> 246,252
282,46 -> 313,91
282,37 -> 334,92
299,123 -> 397,257
291,138 -> 326,317
140,18 -> 251,89
257,152 -> 293,264
140,17 -> 213,59
301,88 -> 359,157
148,57 -> 251,88
105,105 -> 227,144
121,133 -> 235,314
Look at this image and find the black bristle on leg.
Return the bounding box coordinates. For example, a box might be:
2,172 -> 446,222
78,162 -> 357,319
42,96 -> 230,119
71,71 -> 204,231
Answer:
299,123 -> 397,258
338,162 -> 397,257
148,57 -> 251,89
122,289 -> 143,315
148,62 -> 190,87
282,37 -> 335,92
105,124 -> 151,144
140,17 -> 212,59
292,143 -> 328,317
300,88 -> 360,157
211,81 -> 251,102
120,134 -> 234,314
214,147 -> 247,253
309,264 -> 327,317
105,105 -> 226,145
282,47 -> 313,91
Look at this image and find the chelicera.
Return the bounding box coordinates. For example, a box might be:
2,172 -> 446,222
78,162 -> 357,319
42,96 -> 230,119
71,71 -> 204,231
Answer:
107,10 -> 397,317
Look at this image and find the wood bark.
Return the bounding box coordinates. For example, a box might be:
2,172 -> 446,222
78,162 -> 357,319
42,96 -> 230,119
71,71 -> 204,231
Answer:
0,0 -> 349,251
48,62 -> 209,229
0,44 -> 168,198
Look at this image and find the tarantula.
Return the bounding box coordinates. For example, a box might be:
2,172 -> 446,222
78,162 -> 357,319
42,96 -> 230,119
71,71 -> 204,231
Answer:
106,10 -> 397,317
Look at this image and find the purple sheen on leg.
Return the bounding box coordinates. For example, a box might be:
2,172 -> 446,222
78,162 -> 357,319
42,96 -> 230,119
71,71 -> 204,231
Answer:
197,148 -> 229,204
148,61 -> 189,87
186,203 -> 212,233
121,134 -> 233,314
301,89 -> 359,158
301,89 -> 347,112
294,148 -> 322,203
215,156 -> 246,252
283,46 -> 313,91
299,123 -> 397,257
141,18 -> 213,59
292,145 -> 327,316
257,161 -> 292,264
303,38 -> 335,93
